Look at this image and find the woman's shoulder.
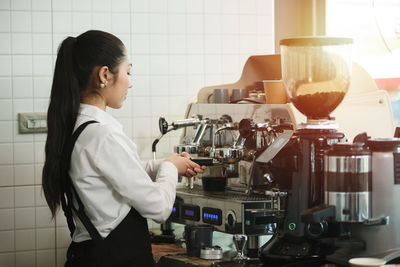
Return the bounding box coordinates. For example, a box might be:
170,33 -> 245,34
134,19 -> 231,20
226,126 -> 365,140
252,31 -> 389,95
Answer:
76,121 -> 126,147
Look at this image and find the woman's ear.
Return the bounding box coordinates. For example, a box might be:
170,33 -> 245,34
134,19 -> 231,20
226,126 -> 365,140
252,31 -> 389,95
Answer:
98,66 -> 110,86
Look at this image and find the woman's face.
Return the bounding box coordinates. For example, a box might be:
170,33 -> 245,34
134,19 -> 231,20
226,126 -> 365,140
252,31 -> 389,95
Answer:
103,57 -> 132,109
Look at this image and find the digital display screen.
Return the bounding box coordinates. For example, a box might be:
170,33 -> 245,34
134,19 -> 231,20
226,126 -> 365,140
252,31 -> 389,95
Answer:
181,204 -> 200,221
185,209 -> 194,216
202,207 -> 222,225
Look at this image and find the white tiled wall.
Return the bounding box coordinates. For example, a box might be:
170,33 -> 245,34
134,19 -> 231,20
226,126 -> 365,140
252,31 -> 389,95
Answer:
0,0 -> 275,266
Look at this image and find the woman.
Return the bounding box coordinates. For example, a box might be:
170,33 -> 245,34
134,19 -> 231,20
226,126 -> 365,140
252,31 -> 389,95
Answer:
42,30 -> 204,267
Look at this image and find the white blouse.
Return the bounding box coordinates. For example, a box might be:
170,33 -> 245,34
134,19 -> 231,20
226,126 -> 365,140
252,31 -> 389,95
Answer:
69,104 -> 177,242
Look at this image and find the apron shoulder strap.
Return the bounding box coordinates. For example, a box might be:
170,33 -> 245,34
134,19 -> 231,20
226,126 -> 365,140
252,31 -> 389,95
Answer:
61,120 -> 103,241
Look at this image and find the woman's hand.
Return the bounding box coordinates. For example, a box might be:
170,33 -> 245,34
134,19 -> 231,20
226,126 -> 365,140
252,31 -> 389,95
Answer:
165,153 -> 206,177
180,152 -> 207,177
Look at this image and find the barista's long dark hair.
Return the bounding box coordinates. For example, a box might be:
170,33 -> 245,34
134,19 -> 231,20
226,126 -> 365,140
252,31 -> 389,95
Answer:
42,30 -> 125,217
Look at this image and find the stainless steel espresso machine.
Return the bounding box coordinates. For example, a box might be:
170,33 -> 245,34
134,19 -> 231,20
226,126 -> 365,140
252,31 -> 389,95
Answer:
155,37 -> 400,266
158,104 -> 294,259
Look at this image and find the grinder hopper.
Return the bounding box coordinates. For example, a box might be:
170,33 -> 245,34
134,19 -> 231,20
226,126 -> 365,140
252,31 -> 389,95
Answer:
280,37 -> 353,126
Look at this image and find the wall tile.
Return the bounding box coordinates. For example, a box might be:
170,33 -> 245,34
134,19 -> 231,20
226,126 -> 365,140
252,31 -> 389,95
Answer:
0,252 -> 15,267
0,56 -> 12,76
186,35 -> 204,54
150,75 -> 168,96
132,96 -> 151,117
36,249 -> 56,267
72,0 -> 91,12
55,227 -> 70,248
12,55 -> 32,76
55,210 -> 67,227
34,98 -> 49,113
0,78 -> 12,98
14,164 -> 34,186
204,35 -> 222,54
168,95 -> 187,117
131,75 -> 150,96
221,0 -> 239,14
36,206 -> 53,228
92,0 -> 111,12
32,0 -> 51,11
111,13 -> 130,34
12,77 -> 33,98
168,34 -> 185,54
239,0 -> 257,14
187,55 -> 204,75
132,118 -> 152,138
111,0 -> 130,13
72,13 -> 92,34
0,11 -> 11,32
131,55 -> 149,75
34,163 -> 43,185
36,228 -> 55,249
14,186 -> 35,207
14,122 -> 34,143
0,0 -> 10,10
149,14 -> 167,34
92,13 -> 112,32
150,0 -> 167,14
186,0 -> 203,14
33,76 -> 52,98
204,14 -> 221,34
34,186 -> 47,207
13,143 -> 34,164
239,14 -> 257,35
15,207 -> 35,229
0,209 -> 14,230
0,121 -> 13,143
169,55 -> 186,75
52,12 -> 72,33
0,165 -> 14,187
132,14 -> 149,34
52,0 -> 71,11
221,35 -> 239,54
150,55 -> 169,75
186,14 -> 203,34
168,0 -> 186,13
205,0 -> 220,14
13,99 -> 34,121
0,144 -> 14,165
131,0 -> 149,13
16,251 -> 35,267
151,96 -> 169,118
132,34 -> 149,54
149,34 -> 168,54
32,12 -> 52,33
0,33 -> 11,54
169,75 -> 187,96
168,14 -> 186,35
11,11 -> 31,32
33,55 -> 53,76
0,231 -> 15,252
56,248 -> 67,267
15,229 -> 35,251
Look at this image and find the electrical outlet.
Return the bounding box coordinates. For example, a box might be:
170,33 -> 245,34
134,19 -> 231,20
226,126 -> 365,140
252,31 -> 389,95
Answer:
18,112 -> 47,134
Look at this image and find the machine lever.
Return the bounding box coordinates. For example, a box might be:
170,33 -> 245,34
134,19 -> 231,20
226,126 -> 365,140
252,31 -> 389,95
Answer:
362,216 -> 389,226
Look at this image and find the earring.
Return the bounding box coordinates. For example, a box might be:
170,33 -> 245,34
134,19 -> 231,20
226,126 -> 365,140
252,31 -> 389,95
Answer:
100,83 -> 105,88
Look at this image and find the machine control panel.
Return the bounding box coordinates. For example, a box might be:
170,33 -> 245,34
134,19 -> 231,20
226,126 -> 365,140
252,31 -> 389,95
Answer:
202,207 -> 222,225
181,204 -> 200,221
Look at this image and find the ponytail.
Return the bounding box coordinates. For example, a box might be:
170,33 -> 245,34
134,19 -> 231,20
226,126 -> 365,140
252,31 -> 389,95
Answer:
42,31 -> 125,217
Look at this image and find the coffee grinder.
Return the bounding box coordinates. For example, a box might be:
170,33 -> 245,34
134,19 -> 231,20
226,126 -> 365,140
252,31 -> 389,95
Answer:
259,37 -> 353,265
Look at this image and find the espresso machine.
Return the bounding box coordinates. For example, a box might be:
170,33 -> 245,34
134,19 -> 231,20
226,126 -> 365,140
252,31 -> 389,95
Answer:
257,37 -> 400,266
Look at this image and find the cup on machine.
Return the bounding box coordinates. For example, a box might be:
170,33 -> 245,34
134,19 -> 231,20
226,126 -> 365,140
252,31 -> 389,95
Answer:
262,80 -> 287,104
210,88 -> 229,103
230,88 -> 249,103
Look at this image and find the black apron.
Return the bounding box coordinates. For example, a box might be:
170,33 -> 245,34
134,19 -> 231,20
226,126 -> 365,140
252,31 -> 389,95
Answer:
61,120 -> 155,267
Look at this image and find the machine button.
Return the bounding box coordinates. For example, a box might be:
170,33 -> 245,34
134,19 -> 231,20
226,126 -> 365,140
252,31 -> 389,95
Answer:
226,210 -> 236,227
288,223 -> 296,231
